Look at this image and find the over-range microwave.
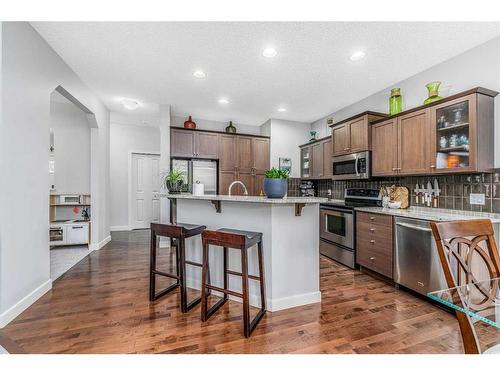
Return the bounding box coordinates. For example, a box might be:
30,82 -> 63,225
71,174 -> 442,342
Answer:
332,151 -> 370,180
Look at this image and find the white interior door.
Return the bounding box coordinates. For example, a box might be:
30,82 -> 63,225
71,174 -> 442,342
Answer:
131,153 -> 160,229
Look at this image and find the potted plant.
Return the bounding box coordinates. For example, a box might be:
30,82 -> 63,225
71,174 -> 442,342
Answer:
163,169 -> 185,194
263,168 -> 289,199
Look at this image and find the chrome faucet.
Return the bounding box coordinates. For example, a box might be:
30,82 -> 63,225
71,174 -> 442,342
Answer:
228,180 -> 248,196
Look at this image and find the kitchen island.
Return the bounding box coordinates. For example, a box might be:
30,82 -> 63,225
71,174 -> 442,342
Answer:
163,193 -> 327,311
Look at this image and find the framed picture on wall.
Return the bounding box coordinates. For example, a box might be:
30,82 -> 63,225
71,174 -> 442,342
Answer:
279,157 -> 292,174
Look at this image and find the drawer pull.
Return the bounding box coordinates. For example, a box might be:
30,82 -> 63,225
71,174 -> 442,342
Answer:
370,239 -> 375,244
370,217 -> 375,221
369,257 -> 375,261
370,228 -> 375,232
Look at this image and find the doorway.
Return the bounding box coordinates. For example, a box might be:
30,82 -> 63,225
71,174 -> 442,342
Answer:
130,152 -> 161,229
48,88 -> 93,281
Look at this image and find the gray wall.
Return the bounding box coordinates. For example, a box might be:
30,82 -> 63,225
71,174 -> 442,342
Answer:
50,97 -> 91,194
311,36 -> 500,166
109,121 -> 160,229
0,22 -> 110,327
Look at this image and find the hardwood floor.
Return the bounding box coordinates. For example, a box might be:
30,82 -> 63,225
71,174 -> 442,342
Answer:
0,230 -> 465,354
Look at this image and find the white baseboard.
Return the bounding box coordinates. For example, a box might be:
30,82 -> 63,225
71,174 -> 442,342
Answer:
185,277 -> 320,312
0,279 -> 52,328
267,291 -> 321,312
110,225 -> 131,232
89,235 -> 111,251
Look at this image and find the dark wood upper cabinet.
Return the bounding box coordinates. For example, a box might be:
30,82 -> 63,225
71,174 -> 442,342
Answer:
372,119 -> 398,176
219,134 -> 237,172
370,87 -> 497,176
237,136 -> 254,173
311,142 -> 324,178
171,129 -> 218,158
299,137 -> 332,179
322,138 -> 333,177
171,128 -> 195,157
252,138 -> 270,174
397,109 -> 431,175
196,131 -> 219,158
331,112 -> 387,156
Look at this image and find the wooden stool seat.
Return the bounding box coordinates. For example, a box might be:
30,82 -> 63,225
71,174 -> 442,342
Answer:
149,222 -> 206,313
201,228 -> 266,338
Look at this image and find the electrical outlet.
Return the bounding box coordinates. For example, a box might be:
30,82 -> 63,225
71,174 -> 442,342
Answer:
470,193 -> 486,205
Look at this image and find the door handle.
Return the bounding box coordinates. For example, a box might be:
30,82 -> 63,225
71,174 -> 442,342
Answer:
370,239 -> 375,244
396,222 -> 432,232
354,155 -> 359,177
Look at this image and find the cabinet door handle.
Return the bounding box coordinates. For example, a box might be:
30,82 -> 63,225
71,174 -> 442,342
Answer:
430,165 -> 436,168
392,167 -> 397,171
370,216 -> 375,221
370,239 -> 375,244
370,228 -> 375,232
370,256 -> 375,261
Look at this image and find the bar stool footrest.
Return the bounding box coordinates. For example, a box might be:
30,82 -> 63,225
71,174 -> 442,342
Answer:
151,282 -> 179,301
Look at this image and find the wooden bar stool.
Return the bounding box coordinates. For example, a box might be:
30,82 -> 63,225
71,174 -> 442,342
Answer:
150,222 -> 206,313
201,228 -> 266,338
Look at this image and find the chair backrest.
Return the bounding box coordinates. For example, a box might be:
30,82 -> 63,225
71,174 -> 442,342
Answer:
431,219 -> 500,354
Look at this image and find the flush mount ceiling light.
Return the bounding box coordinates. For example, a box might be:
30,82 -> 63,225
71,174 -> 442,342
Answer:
277,107 -> 287,112
193,70 -> 206,78
120,98 -> 141,110
218,98 -> 229,105
262,47 -> 277,58
349,51 -> 366,61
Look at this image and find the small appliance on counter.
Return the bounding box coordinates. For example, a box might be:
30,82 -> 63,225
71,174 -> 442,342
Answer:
193,181 -> 205,196
319,188 -> 382,269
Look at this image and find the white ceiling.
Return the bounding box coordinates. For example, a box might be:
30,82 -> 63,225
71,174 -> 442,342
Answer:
32,22 -> 500,125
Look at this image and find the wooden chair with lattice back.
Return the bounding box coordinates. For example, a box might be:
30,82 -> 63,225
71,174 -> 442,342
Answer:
431,219 -> 500,354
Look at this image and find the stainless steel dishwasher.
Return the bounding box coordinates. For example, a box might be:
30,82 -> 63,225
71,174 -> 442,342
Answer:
394,217 -> 447,296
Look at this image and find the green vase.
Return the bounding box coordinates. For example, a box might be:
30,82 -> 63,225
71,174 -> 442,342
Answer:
389,88 -> 403,115
424,81 -> 443,105
225,121 -> 236,133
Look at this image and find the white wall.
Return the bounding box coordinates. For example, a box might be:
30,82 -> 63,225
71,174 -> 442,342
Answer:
109,121 -> 160,229
311,36 -> 500,165
171,115 -> 262,135
267,119 -> 310,178
50,97 -> 91,194
0,22 -> 110,327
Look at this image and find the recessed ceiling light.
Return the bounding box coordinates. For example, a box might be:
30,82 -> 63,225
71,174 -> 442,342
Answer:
349,51 -> 366,61
193,70 -> 206,78
277,107 -> 287,112
263,47 -> 277,58
218,98 -> 229,105
120,98 -> 141,110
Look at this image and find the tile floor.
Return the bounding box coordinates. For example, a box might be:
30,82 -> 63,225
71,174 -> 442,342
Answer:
50,246 -> 91,281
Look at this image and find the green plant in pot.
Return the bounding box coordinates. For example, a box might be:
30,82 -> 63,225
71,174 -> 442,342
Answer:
263,168 -> 289,199
163,169 -> 185,194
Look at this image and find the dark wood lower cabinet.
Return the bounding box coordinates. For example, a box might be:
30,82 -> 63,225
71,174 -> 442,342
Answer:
356,212 -> 393,279
219,171 -> 237,195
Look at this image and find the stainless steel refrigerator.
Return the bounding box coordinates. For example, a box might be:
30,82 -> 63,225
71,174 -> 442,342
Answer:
171,159 -> 218,194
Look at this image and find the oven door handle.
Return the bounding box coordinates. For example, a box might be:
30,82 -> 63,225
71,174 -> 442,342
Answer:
355,154 -> 360,177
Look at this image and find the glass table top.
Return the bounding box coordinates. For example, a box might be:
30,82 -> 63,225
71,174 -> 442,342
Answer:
428,277 -> 500,329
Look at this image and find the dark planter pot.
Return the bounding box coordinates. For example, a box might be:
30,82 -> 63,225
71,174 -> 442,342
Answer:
263,178 -> 288,199
166,180 -> 183,194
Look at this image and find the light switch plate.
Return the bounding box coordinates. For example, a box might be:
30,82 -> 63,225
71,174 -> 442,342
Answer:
470,193 -> 486,205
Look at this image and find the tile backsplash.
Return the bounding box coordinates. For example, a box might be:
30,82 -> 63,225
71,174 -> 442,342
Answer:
290,170 -> 500,214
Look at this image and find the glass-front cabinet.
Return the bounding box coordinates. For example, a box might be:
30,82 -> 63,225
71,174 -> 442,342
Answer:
431,94 -> 477,173
301,146 -> 311,178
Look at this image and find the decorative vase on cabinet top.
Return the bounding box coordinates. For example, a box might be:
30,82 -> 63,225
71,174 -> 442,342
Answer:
389,88 -> 403,115
225,121 -> 236,133
183,116 -> 196,129
424,81 -> 443,105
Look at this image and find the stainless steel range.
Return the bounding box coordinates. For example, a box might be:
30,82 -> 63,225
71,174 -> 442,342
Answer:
320,188 -> 382,268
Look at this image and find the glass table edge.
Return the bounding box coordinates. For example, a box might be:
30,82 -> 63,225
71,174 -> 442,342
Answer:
427,292 -> 500,329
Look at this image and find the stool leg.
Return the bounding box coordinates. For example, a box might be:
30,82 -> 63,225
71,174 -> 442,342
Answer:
223,247 -> 229,301
178,238 -> 188,313
149,230 -> 157,301
200,238 -> 209,321
241,246 -> 250,338
257,240 -> 266,312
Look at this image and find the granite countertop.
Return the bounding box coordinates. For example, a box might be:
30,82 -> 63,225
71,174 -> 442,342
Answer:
355,206 -> 500,223
162,193 -> 328,204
